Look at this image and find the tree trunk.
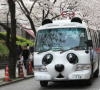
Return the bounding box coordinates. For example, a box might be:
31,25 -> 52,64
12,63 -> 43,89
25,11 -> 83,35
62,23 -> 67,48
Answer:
7,0 -> 17,79
8,52 -> 17,78
0,0 -> 17,79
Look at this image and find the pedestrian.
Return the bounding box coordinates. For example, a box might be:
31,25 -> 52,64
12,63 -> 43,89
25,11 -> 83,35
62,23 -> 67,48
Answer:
16,45 -> 22,60
26,43 -> 30,50
29,46 -> 34,68
22,46 -> 30,70
29,53 -> 34,68
29,46 -> 34,53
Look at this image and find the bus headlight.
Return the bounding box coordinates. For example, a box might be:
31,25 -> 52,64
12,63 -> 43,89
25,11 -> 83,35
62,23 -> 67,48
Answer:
42,54 -> 53,66
34,65 -> 47,72
67,53 -> 78,64
75,64 -> 91,71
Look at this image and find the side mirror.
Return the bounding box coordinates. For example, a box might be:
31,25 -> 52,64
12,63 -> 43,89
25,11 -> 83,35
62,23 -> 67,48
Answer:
86,40 -> 93,47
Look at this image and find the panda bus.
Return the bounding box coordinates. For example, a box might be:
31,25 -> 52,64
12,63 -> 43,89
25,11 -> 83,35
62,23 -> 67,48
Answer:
33,11 -> 100,87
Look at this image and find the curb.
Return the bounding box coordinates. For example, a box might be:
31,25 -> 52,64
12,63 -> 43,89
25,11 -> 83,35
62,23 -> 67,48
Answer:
0,75 -> 34,87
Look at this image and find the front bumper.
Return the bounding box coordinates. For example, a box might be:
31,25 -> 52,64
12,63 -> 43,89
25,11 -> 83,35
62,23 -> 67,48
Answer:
68,70 -> 91,80
34,70 -> 91,81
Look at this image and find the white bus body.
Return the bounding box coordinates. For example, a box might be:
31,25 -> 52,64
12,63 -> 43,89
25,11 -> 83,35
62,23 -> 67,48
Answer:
33,18 -> 99,87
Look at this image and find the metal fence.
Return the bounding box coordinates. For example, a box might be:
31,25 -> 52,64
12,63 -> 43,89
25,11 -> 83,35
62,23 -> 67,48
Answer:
0,55 -> 8,69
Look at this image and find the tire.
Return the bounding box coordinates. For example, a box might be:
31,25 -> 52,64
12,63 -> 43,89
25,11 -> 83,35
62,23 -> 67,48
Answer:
93,59 -> 99,78
93,68 -> 99,78
86,78 -> 92,85
86,64 -> 93,85
40,81 -> 48,87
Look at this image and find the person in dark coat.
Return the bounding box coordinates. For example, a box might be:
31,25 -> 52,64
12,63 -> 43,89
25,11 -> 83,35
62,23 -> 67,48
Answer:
22,46 -> 30,69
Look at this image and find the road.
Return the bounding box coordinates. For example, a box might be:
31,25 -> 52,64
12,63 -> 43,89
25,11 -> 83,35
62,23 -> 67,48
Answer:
0,77 -> 100,90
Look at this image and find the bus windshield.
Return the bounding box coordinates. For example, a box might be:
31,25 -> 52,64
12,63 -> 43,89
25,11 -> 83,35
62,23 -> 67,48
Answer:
35,28 -> 87,52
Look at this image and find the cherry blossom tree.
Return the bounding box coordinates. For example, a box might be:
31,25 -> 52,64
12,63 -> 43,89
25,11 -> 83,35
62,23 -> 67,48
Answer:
16,0 -> 37,36
0,0 -> 17,79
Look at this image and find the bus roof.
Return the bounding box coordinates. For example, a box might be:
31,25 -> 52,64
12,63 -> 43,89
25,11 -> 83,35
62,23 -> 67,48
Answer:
37,19 -> 87,31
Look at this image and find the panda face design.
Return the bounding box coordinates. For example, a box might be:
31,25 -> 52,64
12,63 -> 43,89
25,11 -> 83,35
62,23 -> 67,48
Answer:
41,52 -> 78,79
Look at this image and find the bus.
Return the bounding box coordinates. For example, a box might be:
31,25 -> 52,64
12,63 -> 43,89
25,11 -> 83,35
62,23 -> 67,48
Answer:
33,15 -> 100,87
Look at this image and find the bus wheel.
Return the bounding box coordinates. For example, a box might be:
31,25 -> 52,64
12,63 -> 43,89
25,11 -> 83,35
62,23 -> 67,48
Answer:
40,81 -> 48,87
86,78 -> 92,85
93,68 -> 99,78
86,68 -> 93,85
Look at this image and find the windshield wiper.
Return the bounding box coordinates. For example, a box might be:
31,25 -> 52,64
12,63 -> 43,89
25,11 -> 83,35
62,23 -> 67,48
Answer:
37,49 -> 51,54
60,48 -> 73,54
60,46 -> 79,54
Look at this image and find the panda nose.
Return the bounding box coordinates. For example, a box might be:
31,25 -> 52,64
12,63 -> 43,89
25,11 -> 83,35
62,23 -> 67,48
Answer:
55,64 -> 64,72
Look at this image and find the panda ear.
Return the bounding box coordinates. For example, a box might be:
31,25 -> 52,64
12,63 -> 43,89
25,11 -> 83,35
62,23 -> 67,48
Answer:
71,17 -> 82,23
42,19 -> 52,25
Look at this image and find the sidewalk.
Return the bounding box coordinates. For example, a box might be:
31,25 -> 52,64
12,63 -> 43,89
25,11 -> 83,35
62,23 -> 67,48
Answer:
0,66 -> 34,87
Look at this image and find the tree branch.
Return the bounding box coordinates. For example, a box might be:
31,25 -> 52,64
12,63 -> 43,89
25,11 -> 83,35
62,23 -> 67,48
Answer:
16,0 -> 26,14
0,22 -> 10,31
18,0 -> 30,15
53,0 -> 57,4
29,0 -> 38,14
44,9 -> 50,19
51,14 -> 61,20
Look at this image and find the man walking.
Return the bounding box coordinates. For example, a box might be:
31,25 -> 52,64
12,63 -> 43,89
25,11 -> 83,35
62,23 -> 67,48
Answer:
22,46 -> 30,70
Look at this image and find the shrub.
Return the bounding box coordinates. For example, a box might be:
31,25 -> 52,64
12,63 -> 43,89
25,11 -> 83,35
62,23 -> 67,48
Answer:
0,43 -> 9,56
0,32 -> 34,55
16,36 -> 34,46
